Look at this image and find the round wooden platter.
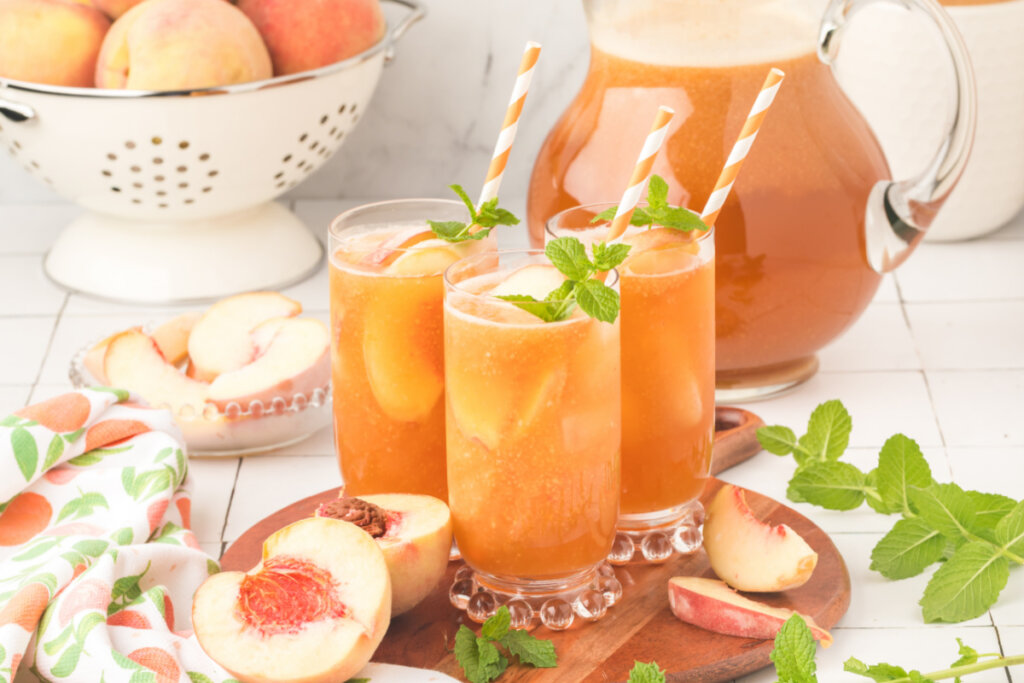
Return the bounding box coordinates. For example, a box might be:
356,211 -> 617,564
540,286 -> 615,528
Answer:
221,407 -> 851,683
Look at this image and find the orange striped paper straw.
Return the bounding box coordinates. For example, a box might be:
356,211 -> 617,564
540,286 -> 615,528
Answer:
700,67 -> 785,228
478,41 -> 542,206
606,105 -> 675,242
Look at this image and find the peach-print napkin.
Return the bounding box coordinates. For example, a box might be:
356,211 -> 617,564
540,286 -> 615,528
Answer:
0,388 -> 234,683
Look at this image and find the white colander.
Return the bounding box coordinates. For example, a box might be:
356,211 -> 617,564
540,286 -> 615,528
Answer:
0,0 -> 423,304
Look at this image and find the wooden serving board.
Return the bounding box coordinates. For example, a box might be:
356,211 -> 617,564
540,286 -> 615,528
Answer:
222,407 -> 851,683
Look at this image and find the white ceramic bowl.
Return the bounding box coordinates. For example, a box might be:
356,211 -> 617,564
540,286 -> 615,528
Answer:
0,0 -> 424,302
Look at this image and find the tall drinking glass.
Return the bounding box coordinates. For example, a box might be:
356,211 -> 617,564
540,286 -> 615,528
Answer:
444,249 -> 623,630
329,199 -> 492,500
547,205 -> 715,563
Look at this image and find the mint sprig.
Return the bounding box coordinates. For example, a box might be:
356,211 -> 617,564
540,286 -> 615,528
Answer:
590,175 -> 709,232
497,236 -> 628,324
626,661 -> 667,683
428,184 -> 519,243
453,606 -> 556,683
758,400 -> 1024,623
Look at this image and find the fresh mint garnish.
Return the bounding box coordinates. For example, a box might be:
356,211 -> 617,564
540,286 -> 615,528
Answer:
453,606 -> 556,683
428,184 -> 519,243
497,236 -> 628,324
590,175 -> 709,232
758,400 -> 1024,623
626,661 -> 667,683
770,615 -> 818,683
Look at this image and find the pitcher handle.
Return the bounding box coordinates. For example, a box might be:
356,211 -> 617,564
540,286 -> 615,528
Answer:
819,0 -> 976,273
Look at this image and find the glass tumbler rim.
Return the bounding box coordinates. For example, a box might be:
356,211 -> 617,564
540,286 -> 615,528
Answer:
328,197 -> 470,243
544,201 -> 715,245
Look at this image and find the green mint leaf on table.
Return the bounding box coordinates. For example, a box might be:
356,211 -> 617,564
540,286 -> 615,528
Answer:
969,492 -> 1018,543
480,605 -> 510,641
500,630 -> 556,668
907,483 -> 981,544
786,461 -> 868,510
875,434 -> 933,516
844,658 -> 919,682
770,615 -> 818,683
920,541 -> 1009,622
800,399 -> 852,462
951,638 -> 979,669
545,237 -> 593,281
995,499 -> 1024,556
870,518 -> 946,580
455,624 -> 506,683
625,660 -> 666,683
575,279 -> 621,324
428,184 -> 519,243
757,425 -> 800,456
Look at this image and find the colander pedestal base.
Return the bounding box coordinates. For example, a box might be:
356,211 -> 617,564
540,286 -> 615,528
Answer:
43,202 -> 323,304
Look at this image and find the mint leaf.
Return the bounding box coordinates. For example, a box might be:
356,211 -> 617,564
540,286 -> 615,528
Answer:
626,661 -> 666,683
950,638 -> 979,668
870,518 -> 945,579
545,237 -> 592,281
500,630 -> 556,668
876,434 -> 933,515
496,295 -> 570,323
591,242 -> 632,271
647,175 -> 670,210
481,605 -> 510,642
865,468 -> 900,515
575,279 -> 620,323
757,425 -> 799,456
476,198 -> 520,229
428,220 -> 474,242
920,541 -> 1009,622
770,615 -> 817,683
476,639 -> 508,682
908,483 -> 978,543
454,625 -> 507,683
590,206 -> 653,226
787,461 -> 867,510
647,205 -> 709,232
844,658 -> 912,681
801,400 -> 852,462
967,492 -> 1017,544
995,499 -> 1024,556
449,184 -> 478,219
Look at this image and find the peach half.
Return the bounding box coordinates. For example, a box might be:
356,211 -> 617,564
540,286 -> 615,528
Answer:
317,494 -> 452,616
703,484 -> 818,592
192,517 -> 391,683
668,576 -> 832,646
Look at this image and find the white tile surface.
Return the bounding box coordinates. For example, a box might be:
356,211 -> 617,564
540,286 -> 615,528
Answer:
998,628 -> 1024,672
736,371 -> 943,448
222,455 -> 339,543
0,255 -> 66,316
737,625 -> 1006,683
187,457 -> 240,544
0,316 -> 55,384
818,303 -> 920,372
38,314 -> 147,384
907,302 -> 1024,370
928,370 -> 1024,446
872,273 -> 900,303
896,239 -> 1024,302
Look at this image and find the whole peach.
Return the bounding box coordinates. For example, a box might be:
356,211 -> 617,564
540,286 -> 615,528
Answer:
95,0 -> 272,90
236,0 -> 385,76
90,0 -> 142,18
0,0 -> 110,87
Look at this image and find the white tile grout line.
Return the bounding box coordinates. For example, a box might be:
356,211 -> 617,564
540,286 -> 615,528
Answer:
26,293 -> 68,403
217,458 -> 244,547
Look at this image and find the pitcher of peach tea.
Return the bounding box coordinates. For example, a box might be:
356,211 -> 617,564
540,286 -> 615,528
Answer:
528,0 -> 976,399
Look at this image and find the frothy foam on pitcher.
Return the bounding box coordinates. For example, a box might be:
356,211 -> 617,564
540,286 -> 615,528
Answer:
588,0 -> 819,67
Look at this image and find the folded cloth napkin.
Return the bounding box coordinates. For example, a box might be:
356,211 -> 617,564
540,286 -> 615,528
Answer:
0,389 -> 235,683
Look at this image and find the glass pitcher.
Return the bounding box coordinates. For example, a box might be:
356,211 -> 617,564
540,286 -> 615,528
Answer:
528,0 -> 975,399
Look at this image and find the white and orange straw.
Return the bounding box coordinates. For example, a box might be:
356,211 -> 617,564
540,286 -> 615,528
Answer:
477,41 -> 542,206
700,67 -> 785,228
606,105 -> 675,242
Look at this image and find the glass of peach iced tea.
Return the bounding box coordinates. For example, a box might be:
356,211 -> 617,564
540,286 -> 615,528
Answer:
547,199 -> 715,564
444,241 -> 626,630
329,199 -> 496,501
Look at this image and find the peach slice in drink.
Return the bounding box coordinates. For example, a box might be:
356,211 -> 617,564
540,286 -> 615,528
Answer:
622,227 -> 702,276
362,227 -> 435,268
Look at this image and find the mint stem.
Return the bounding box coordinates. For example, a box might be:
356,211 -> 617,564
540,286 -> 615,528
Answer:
920,653 -> 1024,681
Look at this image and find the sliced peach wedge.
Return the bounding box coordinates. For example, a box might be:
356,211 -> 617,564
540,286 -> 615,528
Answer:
668,576 -> 832,646
317,493 -> 452,616
187,291 -> 302,382
150,311 -> 202,366
703,484 -> 818,592
103,329 -> 210,412
489,264 -> 566,300
362,227 -> 435,269
192,517 -> 391,683
207,317 -> 329,412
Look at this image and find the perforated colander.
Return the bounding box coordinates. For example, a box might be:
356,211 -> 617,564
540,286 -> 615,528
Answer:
0,0 -> 423,304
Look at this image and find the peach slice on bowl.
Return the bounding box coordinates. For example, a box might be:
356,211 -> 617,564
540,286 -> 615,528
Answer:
317,494 -> 452,616
668,576 -> 832,646
188,292 -> 302,382
192,517 -> 391,683
104,329 -> 210,412
207,317 -> 329,412
703,484 -> 818,592
150,311 -> 202,366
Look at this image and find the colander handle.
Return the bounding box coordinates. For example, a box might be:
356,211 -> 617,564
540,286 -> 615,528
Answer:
382,0 -> 426,65
0,96 -> 35,123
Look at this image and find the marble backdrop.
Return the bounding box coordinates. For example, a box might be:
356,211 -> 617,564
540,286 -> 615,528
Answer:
0,0 -> 592,216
